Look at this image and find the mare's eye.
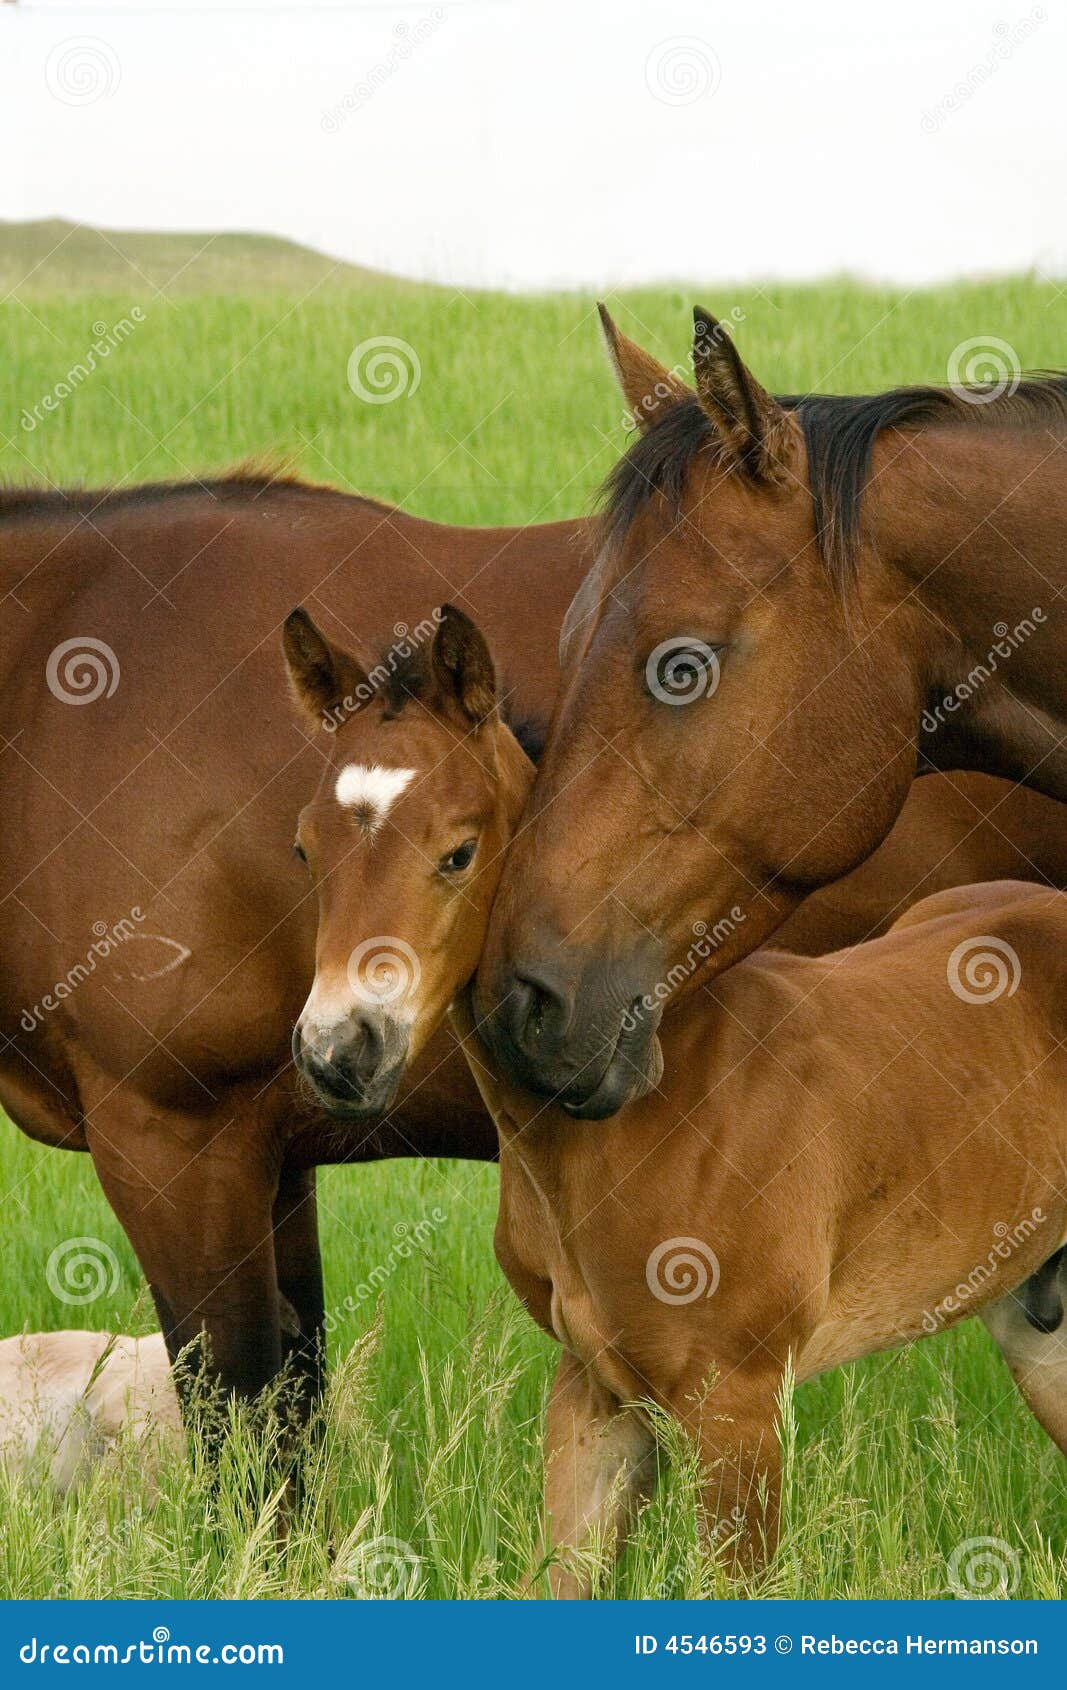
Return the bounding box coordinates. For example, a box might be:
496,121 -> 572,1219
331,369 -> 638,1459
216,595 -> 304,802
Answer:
645,637 -> 724,706
440,839 -> 478,875
292,841 -> 308,865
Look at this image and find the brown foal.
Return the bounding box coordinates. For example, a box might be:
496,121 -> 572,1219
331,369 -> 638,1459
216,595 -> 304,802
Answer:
285,605 -> 1067,1597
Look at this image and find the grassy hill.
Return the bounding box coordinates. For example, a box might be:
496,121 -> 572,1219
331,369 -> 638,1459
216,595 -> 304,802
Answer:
0,218 -> 411,298
3,266 -> 1065,525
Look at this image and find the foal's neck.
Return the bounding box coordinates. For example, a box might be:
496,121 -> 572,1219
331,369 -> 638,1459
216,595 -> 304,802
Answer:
866,425 -> 1067,801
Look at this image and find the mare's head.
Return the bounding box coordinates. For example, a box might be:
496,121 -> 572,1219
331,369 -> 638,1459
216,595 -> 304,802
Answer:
284,605 -> 533,1119
477,306 -> 929,1117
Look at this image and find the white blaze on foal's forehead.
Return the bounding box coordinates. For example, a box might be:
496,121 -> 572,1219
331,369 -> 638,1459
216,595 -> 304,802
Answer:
335,763 -> 417,833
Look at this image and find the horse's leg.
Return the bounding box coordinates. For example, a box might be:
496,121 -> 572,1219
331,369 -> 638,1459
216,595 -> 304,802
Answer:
981,1255 -> 1067,1454
543,1350 -> 658,1599
271,1165 -> 325,1426
86,1107 -> 283,1428
668,1364 -> 783,1576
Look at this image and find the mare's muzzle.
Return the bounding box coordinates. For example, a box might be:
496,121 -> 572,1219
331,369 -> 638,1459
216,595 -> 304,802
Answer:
475,943 -> 663,1120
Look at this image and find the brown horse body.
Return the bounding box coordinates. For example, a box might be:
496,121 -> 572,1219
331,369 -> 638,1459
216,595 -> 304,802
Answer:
470,880 -> 1067,1593
477,309 -> 1067,1118
3,469 -> 1067,1417
0,477 -> 587,1405
283,608 -> 1067,1597
771,771 -> 1067,956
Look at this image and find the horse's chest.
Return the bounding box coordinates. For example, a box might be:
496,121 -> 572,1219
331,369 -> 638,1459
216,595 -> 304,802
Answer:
548,1276 -> 640,1400
548,1276 -> 603,1359
498,1161 -> 634,1395
510,1217 -> 608,1364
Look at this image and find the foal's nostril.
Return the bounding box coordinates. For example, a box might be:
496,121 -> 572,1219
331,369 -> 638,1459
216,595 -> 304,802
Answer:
294,1012 -> 395,1104
348,1014 -> 384,1082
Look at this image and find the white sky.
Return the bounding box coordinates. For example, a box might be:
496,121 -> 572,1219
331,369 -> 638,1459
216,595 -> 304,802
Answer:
3,0 -> 1064,290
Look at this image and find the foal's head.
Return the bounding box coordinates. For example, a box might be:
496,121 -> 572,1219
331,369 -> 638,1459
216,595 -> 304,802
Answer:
283,605 -> 533,1119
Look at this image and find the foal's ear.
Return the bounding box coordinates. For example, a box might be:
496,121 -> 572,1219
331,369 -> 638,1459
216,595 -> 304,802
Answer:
691,307 -> 791,481
598,303 -> 691,433
431,605 -> 497,726
282,608 -> 370,728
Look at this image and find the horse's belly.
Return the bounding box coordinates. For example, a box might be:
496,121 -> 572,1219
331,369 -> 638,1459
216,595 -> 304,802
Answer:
799,1220 -> 1067,1380
799,1309 -> 922,1380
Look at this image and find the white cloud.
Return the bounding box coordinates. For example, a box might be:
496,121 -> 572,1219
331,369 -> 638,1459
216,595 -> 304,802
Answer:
5,0 -> 1063,289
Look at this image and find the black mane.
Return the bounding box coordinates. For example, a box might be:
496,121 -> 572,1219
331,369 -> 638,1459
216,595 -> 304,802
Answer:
599,375 -> 1067,586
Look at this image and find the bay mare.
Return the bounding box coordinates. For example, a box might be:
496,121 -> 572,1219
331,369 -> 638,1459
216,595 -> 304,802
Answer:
477,308 -> 1067,1119
2,469 -> 1067,1427
284,605 -> 1067,1596
0,473 -> 584,1416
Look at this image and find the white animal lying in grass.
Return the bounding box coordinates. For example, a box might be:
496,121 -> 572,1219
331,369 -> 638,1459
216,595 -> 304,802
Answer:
0,1331 -> 181,1493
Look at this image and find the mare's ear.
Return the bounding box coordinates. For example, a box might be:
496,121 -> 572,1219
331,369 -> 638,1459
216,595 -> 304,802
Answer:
430,604 -> 497,725
691,306 -> 792,481
282,608 -> 370,728
598,302 -> 692,433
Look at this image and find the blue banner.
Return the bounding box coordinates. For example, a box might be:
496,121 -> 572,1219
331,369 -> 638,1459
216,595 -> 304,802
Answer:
3,1600 -> 1061,1684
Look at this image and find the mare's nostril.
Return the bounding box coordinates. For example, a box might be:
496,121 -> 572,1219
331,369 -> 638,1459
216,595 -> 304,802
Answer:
512,970 -> 567,1048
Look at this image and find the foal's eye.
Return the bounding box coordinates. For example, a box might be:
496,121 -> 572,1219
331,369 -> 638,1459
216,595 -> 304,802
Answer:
439,839 -> 478,875
292,841 -> 308,865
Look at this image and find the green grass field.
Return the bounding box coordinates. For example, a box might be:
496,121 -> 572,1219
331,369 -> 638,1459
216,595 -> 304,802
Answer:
1,227 -> 1066,1598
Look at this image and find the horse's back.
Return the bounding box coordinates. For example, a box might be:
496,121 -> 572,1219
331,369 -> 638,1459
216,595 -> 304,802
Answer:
886,877 -> 1066,934
679,877 -> 1067,1120
0,482 -> 587,1147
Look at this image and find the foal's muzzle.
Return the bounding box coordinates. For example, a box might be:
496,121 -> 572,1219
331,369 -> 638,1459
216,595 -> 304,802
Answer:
292,1010 -> 408,1119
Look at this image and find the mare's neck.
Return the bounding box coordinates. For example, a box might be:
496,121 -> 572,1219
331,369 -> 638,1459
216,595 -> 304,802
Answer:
864,426 -> 1067,801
